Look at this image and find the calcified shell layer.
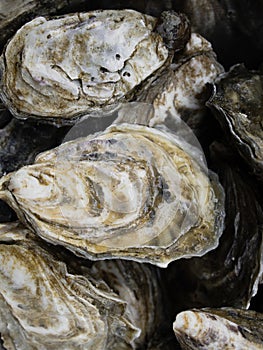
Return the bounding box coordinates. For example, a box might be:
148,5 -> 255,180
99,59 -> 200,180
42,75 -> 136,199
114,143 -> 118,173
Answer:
0,10 -> 168,121
0,222 -> 140,350
0,123 -> 224,267
173,308 -> 263,350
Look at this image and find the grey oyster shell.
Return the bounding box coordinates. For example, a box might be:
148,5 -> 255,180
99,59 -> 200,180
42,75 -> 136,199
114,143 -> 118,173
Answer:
0,0 -> 88,51
0,9 -> 189,124
0,123 -> 224,267
207,64 -> 263,180
173,307 -> 263,350
164,141 -> 263,312
89,260 -> 168,348
0,222 -> 140,350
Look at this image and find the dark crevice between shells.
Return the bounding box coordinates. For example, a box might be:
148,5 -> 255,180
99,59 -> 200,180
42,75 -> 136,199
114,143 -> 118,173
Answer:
0,200 -> 17,222
0,335 -> 6,350
0,118 -> 71,177
163,139 -> 263,317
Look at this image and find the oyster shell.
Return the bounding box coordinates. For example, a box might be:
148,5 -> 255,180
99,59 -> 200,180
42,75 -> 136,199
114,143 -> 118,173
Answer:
89,260 -> 169,348
173,307 -> 263,350
164,141 -> 263,312
0,9 -> 189,124
207,64 -> 263,180
0,123 -> 224,267
0,222 -> 140,349
135,32 -> 224,135
0,0 -> 88,51
173,0 -> 263,69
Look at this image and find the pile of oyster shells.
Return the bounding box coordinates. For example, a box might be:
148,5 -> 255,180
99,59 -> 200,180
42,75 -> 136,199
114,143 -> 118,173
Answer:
0,1 -> 263,349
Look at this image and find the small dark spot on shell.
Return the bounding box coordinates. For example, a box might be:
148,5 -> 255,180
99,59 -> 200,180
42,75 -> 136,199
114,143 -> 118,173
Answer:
207,314 -> 217,321
149,209 -> 156,220
123,71 -> 131,77
108,139 -> 118,145
163,190 -> 171,202
115,54 -> 121,60
91,77 -> 95,81
114,16 -> 125,23
100,67 -> 109,73
47,34 -> 51,39
81,152 -> 99,161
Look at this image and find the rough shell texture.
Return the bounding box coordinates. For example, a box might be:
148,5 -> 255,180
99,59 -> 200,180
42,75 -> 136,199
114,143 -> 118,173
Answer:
0,123 -> 224,267
165,141 -> 263,312
207,64 -> 263,180
0,222 -> 140,350
173,307 -> 263,350
135,32 -> 224,133
0,9 -> 173,123
0,0 -> 88,52
89,260 -> 168,348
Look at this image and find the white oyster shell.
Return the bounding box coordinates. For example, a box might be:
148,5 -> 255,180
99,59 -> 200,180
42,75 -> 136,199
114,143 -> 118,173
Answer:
134,33 -> 224,128
173,308 -> 263,350
0,10 -> 169,123
0,222 -> 140,350
0,123 -> 224,267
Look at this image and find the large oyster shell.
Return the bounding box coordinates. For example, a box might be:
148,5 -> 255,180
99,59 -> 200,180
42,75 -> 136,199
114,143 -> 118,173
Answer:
0,9 -> 189,124
0,123 -> 224,267
173,307 -> 263,350
164,141 -> 263,314
0,222 -> 140,349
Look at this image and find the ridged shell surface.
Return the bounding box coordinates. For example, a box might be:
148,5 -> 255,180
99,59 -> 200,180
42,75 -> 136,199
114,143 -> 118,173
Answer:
0,123 -> 225,267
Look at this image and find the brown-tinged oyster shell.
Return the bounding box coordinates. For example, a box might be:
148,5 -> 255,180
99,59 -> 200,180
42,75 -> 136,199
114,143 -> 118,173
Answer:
173,307 -> 263,350
0,9 -> 190,124
207,64 -> 263,180
134,32 -> 224,134
0,0 -> 89,51
0,222 -> 140,350
0,123 -> 224,267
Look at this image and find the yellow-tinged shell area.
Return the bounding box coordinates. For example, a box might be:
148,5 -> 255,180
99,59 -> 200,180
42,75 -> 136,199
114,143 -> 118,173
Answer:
0,9 -> 168,120
0,124 -> 224,267
173,308 -> 263,350
0,222 -> 139,350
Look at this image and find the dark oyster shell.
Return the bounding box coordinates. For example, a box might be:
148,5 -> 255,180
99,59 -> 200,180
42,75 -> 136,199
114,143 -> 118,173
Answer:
207,64 -> 263,180
173,0 -> 263,69
165,141 -> 263,312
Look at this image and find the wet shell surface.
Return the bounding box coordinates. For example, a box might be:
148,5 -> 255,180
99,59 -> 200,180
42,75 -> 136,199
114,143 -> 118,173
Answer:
207,64 -> 263,180
0,222 -> 140,350
173,307 -> 263,350
0,9 -> 171,123
0,123 -> 224,267
89,259 -> 166,348
165,141 -> 263,312
135,33 -> 224,132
